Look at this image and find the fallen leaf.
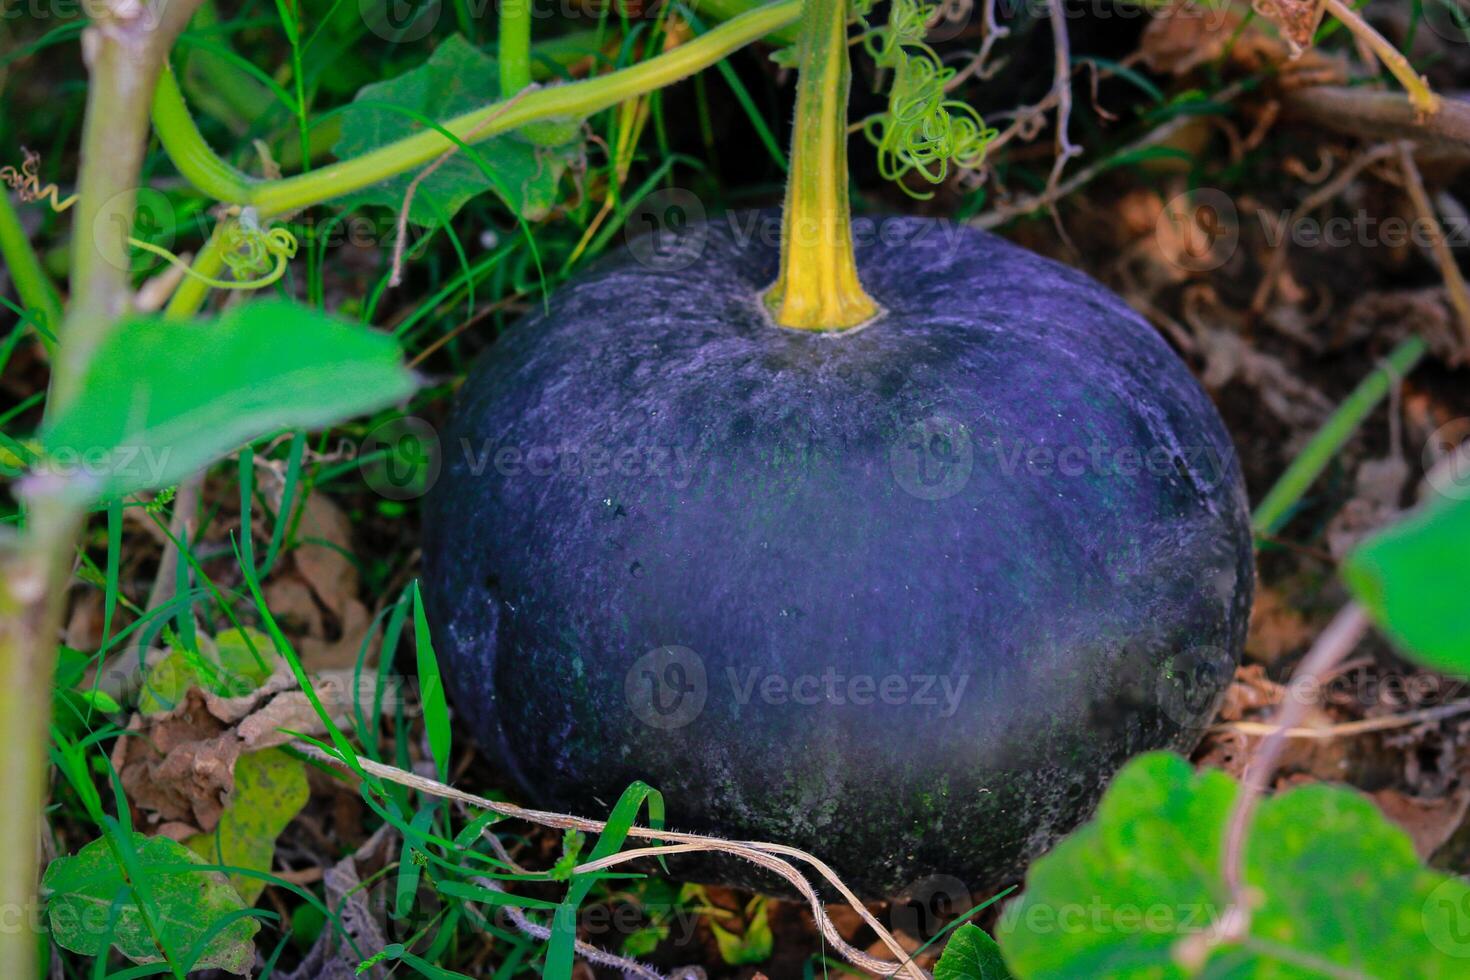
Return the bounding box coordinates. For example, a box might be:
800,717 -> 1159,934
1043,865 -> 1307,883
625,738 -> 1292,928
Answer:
1252,0 -> 1327,56
44,832 -> 259,974
185,748 -> 311,903
1374,787 -> 1470,861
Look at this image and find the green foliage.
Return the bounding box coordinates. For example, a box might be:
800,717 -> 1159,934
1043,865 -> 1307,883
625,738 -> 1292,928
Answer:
334,35 -> 581,229
40,299 -> 415,503
44,832 -> 259,974
997,752 -> 1470,978
936,923 -> 1012,980
185,748 -> 311,904
709,895 -> 774,966
1343,492 -> 1470,676
139,627 -> 277,714
412,580 -> 452,780
544,781 -> 665,978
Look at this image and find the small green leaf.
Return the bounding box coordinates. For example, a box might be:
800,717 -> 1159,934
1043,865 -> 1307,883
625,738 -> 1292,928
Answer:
139,627 -> 278,715
334,34 -> 580,228
44,832 -> 259,974
936,923 -> 1012,980
1343,493 -> 1470,675
412,580 -> 452,780
40,299 -> 415,502
709,895 -> 773,966
185,748 -> 310,904
997,752 -> 1470,978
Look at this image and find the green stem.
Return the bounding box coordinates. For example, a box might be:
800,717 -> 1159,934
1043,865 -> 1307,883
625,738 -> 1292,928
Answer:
764,0 -> 875,330
0,191 -> 62,353
1252,335 -> 1428,538
152,1 -> 802,217
499,0 -> 534,96
1,7 -> 204,976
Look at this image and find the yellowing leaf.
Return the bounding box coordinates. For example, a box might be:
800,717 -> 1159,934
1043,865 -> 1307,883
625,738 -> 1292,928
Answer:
185,748 -> 310,904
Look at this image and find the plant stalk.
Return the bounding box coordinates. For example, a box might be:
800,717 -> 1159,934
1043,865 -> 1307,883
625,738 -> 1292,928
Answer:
764,0 -> 875,330
152,1 -> 803,217
499,0 -> 534,97
0,4 -> 204,975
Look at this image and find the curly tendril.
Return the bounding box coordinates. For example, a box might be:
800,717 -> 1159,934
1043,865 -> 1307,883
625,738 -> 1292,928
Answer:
854,0 -> 997,198
3,148 -> 297,291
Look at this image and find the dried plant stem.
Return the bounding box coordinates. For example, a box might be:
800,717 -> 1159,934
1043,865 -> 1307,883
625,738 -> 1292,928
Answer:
1397,142 -> 1470,359
1216,604 -> 1371,945
1323,0 -> 1440,116
296,744 -> 931,980
1212,698 -> 1470,739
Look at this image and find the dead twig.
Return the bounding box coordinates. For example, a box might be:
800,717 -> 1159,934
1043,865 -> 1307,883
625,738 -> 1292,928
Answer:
295,744 -> 930,980
1397,141 -> 1470,361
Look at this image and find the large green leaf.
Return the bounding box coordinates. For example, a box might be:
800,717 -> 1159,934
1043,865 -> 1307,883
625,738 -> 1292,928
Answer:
40,299 -> 414,502
936,923 -> 1012,980
186,748 -> 310,904
997,752 -> 1470,978
1343,493 -> 1470,676
333,34 -> 580,228
44,831 -> 258,974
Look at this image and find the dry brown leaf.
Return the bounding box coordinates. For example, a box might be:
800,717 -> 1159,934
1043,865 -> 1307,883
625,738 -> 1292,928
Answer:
111,689 -> 241,833
113,669 -> 384,835
293,491 -> 358,619
1373,787 -> 1470,860
1247,589 -> 1314,664
1141,2 -> 1249,76
1252,0 -> 1326,56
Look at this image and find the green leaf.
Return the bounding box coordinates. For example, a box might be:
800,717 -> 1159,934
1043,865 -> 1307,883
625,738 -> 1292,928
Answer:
40,299 -> 415,502
139,627 -> 278,715
997,752 -> 1470,978
1343,493 -> 1470,675
709,895 -> 773,966
44,831 -> 259,974
412,580 -> 452,780
333,34 -> 579,228
184,748 -> 310,904
936,923 -> 1012,980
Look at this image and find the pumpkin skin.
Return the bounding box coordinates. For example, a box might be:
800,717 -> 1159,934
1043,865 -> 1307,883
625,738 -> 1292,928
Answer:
422,212 -> 1253,899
